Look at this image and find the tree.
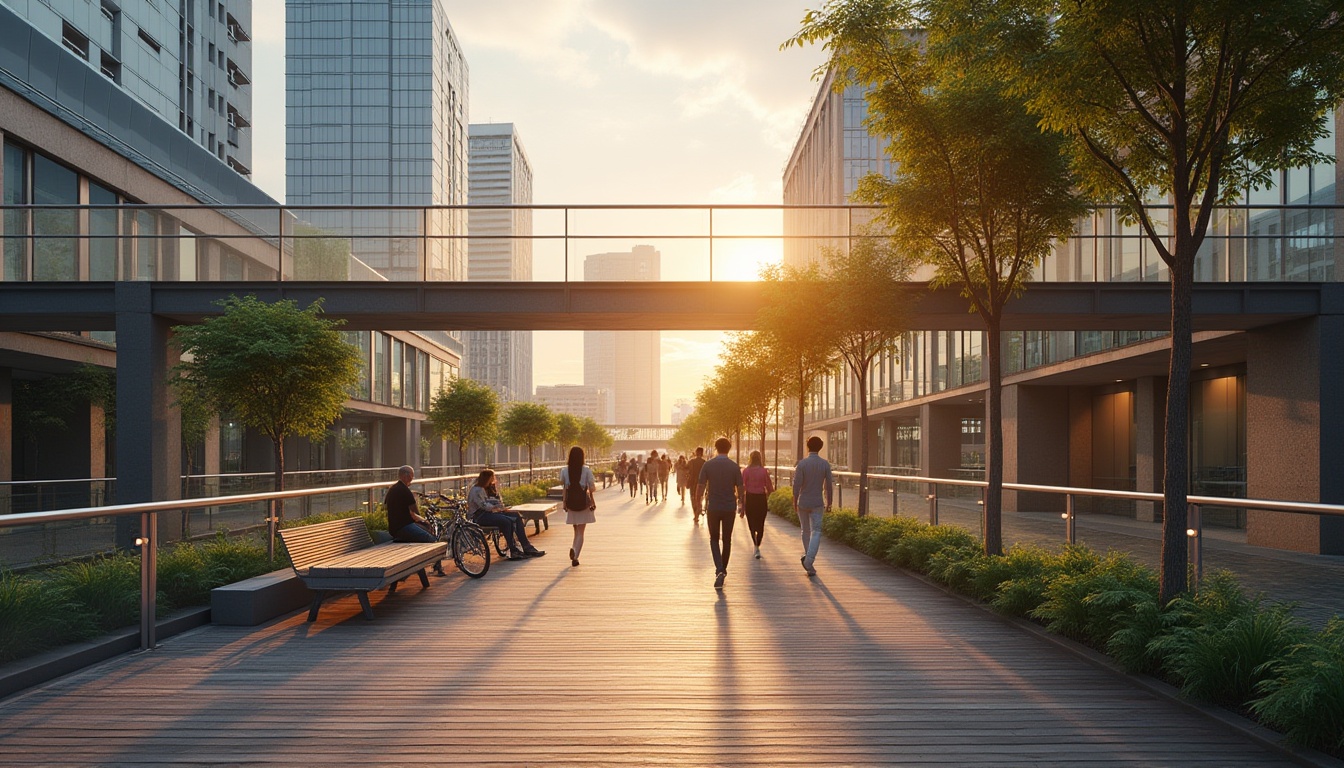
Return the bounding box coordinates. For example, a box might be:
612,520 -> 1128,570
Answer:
757,263 -> 836,463
498,401 -> 557,478
974,0 -> 1344,597
426,378 -> 499,473
720,332 -> 789,460
578,417 -> 614,459
175,377 -> 213,476
787,0 -> 1085,545
554,412 -> 581,460
669,409 -> 715,455
815,234 -> 916,516
173,296 -> 360,518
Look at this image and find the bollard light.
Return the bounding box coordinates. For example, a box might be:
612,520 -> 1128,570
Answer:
1186,528 -> 1198,537
1061,513 -> 1069,520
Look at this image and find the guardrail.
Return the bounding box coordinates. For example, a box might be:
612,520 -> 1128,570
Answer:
0,465 -> 562,652
776,469 -> 1344,581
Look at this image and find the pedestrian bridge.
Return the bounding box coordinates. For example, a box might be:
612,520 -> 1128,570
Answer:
0,485 -> 1300,766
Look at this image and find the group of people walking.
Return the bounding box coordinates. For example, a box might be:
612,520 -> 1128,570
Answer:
386,437 -> 835,591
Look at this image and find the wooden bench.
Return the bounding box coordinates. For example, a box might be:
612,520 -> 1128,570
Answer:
278,518 -> 447,622
511,501 -> 560,534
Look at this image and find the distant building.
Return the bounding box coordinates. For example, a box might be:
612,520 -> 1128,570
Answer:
583,246 -> 660,424
671,399 -> 693,425
535,385 -> 609,423
286,0 -> 469,282
463,123 -> 533,402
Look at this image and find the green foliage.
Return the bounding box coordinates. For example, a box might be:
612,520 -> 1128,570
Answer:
1031,553 -> 1158,647
924,542 -> 987,592
757,263 -> 835,461
554,413 -> 581,450
173,295 -> 361,446
0,572 -> 96,663
157,543 -> 212,610
427,378 -> 500,473
1252,617 -> 1344,753
12,364 -> 116,436
291,223 -> 352,280
1151,575 -> 1310,708
820,509 -> 861,546
768,487 -> 797,521
499,401 -> 557,471
281,507 -> 388,538
49,553 -> 142,631
1106,596 -> 1168,675
889,525 -> 978,572
578,417 -> 614,458
197,534 -> 273,584
853,514 -> 922,560
501,482 -> 554,507
989,545 -> 1100,617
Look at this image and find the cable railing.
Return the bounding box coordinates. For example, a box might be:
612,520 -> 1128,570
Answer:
0,465 -> 563,651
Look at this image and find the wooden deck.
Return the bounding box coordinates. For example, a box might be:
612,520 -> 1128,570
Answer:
0,485 -> 1299,766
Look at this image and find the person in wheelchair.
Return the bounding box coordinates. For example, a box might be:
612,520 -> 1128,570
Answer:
467,469 -> 546,559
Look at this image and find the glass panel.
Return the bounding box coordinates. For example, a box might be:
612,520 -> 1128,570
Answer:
31,154 -> 78,281
88,182 -> 118,280
4,142 -> 28,280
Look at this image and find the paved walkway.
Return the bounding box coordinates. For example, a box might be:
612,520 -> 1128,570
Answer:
0,485 -> 1301,766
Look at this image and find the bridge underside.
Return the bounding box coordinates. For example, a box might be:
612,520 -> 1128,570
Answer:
0,280 -> 1336,332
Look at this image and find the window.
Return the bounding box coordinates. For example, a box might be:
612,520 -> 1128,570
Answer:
61,22 -> 90,60
137,27 -> 162,53
99,51 -> 121,82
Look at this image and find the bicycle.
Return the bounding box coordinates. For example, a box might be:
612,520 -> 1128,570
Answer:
416,492 -> 491,578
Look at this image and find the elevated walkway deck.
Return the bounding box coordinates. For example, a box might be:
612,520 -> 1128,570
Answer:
0,485 -> 1301,766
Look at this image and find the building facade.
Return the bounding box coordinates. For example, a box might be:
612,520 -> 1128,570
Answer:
285,0 -> 468,282
583,246 -> 660,424
785,74 -> 1344,555
534,384 -> 609,423
463,123 -> 532,403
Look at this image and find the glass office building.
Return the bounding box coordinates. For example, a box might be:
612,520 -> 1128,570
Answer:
286,0 -> 468,282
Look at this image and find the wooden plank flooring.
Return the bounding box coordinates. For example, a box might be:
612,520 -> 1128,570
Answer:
0,485 -> 1299,766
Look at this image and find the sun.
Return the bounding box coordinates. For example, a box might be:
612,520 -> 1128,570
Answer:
712,238 -> 783,281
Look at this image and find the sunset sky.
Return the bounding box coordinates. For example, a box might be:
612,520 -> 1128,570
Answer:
248,1 -> 829,420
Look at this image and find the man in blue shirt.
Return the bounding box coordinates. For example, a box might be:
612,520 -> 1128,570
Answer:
792,436 -> 834,577
697,437 -> 744,589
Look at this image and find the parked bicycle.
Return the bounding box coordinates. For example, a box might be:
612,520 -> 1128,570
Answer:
416,491 -> 491,578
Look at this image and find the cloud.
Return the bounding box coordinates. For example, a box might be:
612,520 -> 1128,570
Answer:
442,0 -> 601,87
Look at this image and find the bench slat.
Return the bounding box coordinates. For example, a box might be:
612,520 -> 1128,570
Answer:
278,518 -> 372,571
307,543 -> 445,579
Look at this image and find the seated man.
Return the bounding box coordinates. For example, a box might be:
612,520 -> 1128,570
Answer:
467,469 -> 546,559
384,465 -> 444,575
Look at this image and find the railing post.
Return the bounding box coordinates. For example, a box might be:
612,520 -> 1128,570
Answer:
928,482 -> 938,525
137,511 -> 156,651
1187,503 -> 1203,586
277,207 -> 285,281
267,499 -> 277,563
1063,493 -> 1076,545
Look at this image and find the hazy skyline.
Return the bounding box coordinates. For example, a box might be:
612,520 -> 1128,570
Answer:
250,1 -> 828,421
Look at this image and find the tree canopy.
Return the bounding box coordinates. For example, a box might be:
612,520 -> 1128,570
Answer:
498,401 -> 557,476
426,377 -> 499,473
172,295 -> 360,513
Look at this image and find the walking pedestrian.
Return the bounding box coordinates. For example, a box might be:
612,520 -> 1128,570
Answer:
686,447 -> 707,523
698,437 -> 744,590
742,450 -> 775,560
626,457 -> 640,498
674,454 -> 689,504
645,450 -> 661,503
658,452 -> 672,500
617,454 -> 628,491
561,446 -> 597,567
793,436 -> 834,577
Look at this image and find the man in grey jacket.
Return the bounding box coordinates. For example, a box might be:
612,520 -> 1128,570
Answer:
792,436 -> 834,576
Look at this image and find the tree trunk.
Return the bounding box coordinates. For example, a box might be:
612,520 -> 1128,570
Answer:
856,362 -> 870,517
1160,261 -> 1194,602
273,437 -> 286,522
457,434 -> 466,475
984,319 -> 1003,556
527,444 -> 534,482
796,360 -> 808,464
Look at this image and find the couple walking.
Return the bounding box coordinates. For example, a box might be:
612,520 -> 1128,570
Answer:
696,435 -> 835,588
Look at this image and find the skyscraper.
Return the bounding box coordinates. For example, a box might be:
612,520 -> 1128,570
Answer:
463,123 -> 532,402
584,246 -> 660,424
286,0 -> 468,281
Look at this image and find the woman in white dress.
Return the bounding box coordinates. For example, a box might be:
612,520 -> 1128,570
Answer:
561,445 -> 597,567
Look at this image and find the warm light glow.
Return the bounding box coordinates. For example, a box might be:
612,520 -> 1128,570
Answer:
711,238 -> 783,280
1186,528 -> 1198,537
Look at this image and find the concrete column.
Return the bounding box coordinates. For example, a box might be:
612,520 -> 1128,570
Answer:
371,421 -> 385,468
88,403 -> 107,478
114,282 -> 182,546
408,418 -> 422,469
919,404 -> 965,479
1246,315 -> 1344,554
1001,384 -> 1069,513
1068,387 -> 1093,489
1133,376 -> 1167,522
0,367 -> 11,483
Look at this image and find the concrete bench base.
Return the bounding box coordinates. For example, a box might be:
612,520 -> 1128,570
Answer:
211,569 -> 313,627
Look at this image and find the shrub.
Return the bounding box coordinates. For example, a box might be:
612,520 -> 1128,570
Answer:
200,533 -> 273,583
925,544 -> 988,593
501,482 -> 552,507
853,515 -> 923,560
0,572 -> 96,663
281,507 -> 387,539
1031,552 -> 1158,648
889,525 -> 978,573
1252,617 -> 1344,753
157,543 -> 213,610
821,509 -> 861,547
1152,574 -> 1310,708
768,488 -> 797,522
49,553 -> 142,631
1106,596 -> 1167,674
990,545 -> 1100,618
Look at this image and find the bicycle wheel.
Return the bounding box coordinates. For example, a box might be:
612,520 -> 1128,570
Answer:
491,528 -> 510,557
452,526 -> 490,578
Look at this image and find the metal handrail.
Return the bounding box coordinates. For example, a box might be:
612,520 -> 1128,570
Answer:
0,465 -> 563,652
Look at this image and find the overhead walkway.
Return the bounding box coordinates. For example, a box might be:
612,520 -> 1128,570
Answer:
0,485 -> 1298,766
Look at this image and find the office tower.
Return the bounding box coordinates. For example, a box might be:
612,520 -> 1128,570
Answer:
463,123 -> 532,402
534,385 -> 609,423
0,0 -> 255,181
583,246 -> 660,424
285,0 -> 468,281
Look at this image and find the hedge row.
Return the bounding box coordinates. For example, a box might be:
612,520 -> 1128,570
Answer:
0,534 -> 272,664
766,488 -> 1344,754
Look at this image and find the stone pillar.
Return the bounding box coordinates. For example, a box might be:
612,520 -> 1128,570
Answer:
1001,384 -> 1069,513
1133,376 -> 1167,522
408,418 -> 422,469
371,421 -> 385,468
1246,315 -> 1344,554
920,404 -> 964,479
1068,387 -> 1093,489
114,283 -> 182,546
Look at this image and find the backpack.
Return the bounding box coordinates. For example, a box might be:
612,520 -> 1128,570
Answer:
564,467 -> 590,511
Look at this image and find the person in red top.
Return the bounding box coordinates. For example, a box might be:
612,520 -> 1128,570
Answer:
740,450 -> 775,560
